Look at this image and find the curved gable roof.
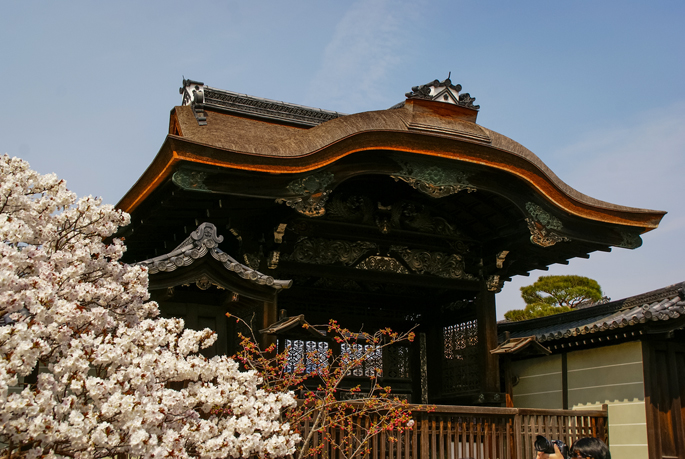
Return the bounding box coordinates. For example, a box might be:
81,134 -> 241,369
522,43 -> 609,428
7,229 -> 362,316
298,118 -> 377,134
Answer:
120,98 -> 665,233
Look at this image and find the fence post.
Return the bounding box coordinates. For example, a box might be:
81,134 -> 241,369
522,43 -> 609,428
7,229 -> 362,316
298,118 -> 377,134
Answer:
599,404 -> 609,444
420,412 -> 429,459
513,410 -> 522,459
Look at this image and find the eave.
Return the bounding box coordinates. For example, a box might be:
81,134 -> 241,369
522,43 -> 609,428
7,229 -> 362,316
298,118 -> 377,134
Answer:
117,127 -> 664,233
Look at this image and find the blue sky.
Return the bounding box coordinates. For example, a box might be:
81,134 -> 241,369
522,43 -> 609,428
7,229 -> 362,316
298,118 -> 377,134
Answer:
1,0 -> 684,318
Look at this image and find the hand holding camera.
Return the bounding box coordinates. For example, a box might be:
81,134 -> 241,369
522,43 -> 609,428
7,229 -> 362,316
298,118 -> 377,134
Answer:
535,435 -> 569,459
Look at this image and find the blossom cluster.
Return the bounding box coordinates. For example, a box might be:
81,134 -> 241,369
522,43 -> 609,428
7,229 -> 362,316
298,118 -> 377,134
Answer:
0,155 -> 298,459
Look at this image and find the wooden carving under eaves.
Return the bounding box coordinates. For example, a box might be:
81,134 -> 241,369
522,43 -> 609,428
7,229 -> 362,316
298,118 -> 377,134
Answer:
324,193 -> 470,245
525,202 -> 571,247
281,237 -> 476,280
275,158 -> 481,218
275,171 -> 335,217
390,158 -> 477,198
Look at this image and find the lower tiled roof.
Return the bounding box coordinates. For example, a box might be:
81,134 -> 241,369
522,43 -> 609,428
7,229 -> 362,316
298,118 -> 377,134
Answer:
490,336 -> 551,355
498,282 -> 685,343
137,222 -> 292,290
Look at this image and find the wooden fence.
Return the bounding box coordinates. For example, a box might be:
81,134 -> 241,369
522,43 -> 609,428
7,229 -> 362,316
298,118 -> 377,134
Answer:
299,404 -> 608,459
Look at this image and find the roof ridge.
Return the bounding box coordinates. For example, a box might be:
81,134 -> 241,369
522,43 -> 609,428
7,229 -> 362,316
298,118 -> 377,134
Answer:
179,79 -> 346,128
203,86 -> 345,116
619,282 -> 685,309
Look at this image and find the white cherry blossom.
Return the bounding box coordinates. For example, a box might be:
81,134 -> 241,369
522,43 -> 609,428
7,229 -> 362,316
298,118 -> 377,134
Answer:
0,155 -> 298,458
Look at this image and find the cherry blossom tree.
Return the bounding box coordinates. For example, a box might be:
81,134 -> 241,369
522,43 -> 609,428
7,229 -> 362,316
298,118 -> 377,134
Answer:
0,155 -> 299,459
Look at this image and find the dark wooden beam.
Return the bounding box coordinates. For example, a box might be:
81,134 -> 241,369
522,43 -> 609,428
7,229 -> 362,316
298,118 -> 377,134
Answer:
477,285 -> 500,395
279,285 -> 455,304
278,261 -> 481,291
260,298 -> 278,351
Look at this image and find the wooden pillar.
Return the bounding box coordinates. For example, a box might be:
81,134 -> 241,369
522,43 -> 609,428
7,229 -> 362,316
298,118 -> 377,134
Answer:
501,331 -> 514,407
502,357 -> 514,407
476,286 -> 500,394
425,324 -> 443,403
411,332 -> 430,404
259,296 -> 278,351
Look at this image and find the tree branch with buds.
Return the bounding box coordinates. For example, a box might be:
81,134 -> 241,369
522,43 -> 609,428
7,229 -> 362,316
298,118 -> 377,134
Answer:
228,314 -> 428,459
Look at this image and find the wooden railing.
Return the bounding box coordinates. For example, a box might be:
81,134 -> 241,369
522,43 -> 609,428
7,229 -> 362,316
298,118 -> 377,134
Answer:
299,404 -> 608,459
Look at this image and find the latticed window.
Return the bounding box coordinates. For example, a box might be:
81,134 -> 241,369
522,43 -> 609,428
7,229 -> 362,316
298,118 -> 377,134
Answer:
341,343 -> 383,377
283,339 -> 329,374
442,319 -> 480,394
281,337 -> 410,380
385,345 -> 411,379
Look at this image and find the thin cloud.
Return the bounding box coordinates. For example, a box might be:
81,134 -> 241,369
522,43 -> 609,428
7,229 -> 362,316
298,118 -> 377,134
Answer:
497,101 -> 685,318
306,0 -> 420,112
551,101 -> 685,209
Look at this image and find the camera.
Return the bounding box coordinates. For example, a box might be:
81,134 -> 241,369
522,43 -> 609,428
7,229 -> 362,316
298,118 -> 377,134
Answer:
534,435 -> 569,458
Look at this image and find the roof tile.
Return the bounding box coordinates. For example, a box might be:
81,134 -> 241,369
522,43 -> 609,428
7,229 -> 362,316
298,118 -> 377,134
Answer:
499,282 -> 685,343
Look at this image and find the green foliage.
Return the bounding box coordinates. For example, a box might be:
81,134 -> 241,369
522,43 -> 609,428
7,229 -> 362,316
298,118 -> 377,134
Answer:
504,303 -> 572,321
521,275 -> 603,308
504,275 -> 603,322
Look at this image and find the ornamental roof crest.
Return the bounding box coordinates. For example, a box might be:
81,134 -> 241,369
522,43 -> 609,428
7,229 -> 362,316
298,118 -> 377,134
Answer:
405,74 -> 480,110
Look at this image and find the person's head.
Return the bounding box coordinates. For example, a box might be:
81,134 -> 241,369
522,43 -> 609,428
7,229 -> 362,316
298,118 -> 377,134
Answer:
570,437 -> 610,459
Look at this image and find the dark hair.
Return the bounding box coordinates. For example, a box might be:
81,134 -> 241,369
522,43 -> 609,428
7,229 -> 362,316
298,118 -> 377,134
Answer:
571,437 -> 610,459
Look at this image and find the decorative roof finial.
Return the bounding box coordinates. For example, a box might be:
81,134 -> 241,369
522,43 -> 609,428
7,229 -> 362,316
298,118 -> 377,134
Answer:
405,76 -> 479,110
180,78 -> 205,106
179,78 -> 208,126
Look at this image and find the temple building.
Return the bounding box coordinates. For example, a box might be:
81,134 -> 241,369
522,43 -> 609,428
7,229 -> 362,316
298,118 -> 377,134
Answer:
116,77 -> 665,407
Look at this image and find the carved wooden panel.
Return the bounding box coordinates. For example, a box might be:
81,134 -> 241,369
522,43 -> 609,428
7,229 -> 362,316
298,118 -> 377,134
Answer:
324,194 -> 471,243
283,339 -> 329,374
442,319 -> 481,395
283,238 -> 376,266
391,246 -> 476,280
341,343 -> 382,377
283,237 -> 475,280
385,345 -> 411,379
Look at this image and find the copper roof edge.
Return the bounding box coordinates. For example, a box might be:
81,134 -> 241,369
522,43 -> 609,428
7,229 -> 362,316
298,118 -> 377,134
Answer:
116,126 -> 665,233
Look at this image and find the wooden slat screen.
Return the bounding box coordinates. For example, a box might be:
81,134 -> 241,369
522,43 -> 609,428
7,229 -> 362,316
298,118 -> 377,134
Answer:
296,404 -> 607,459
